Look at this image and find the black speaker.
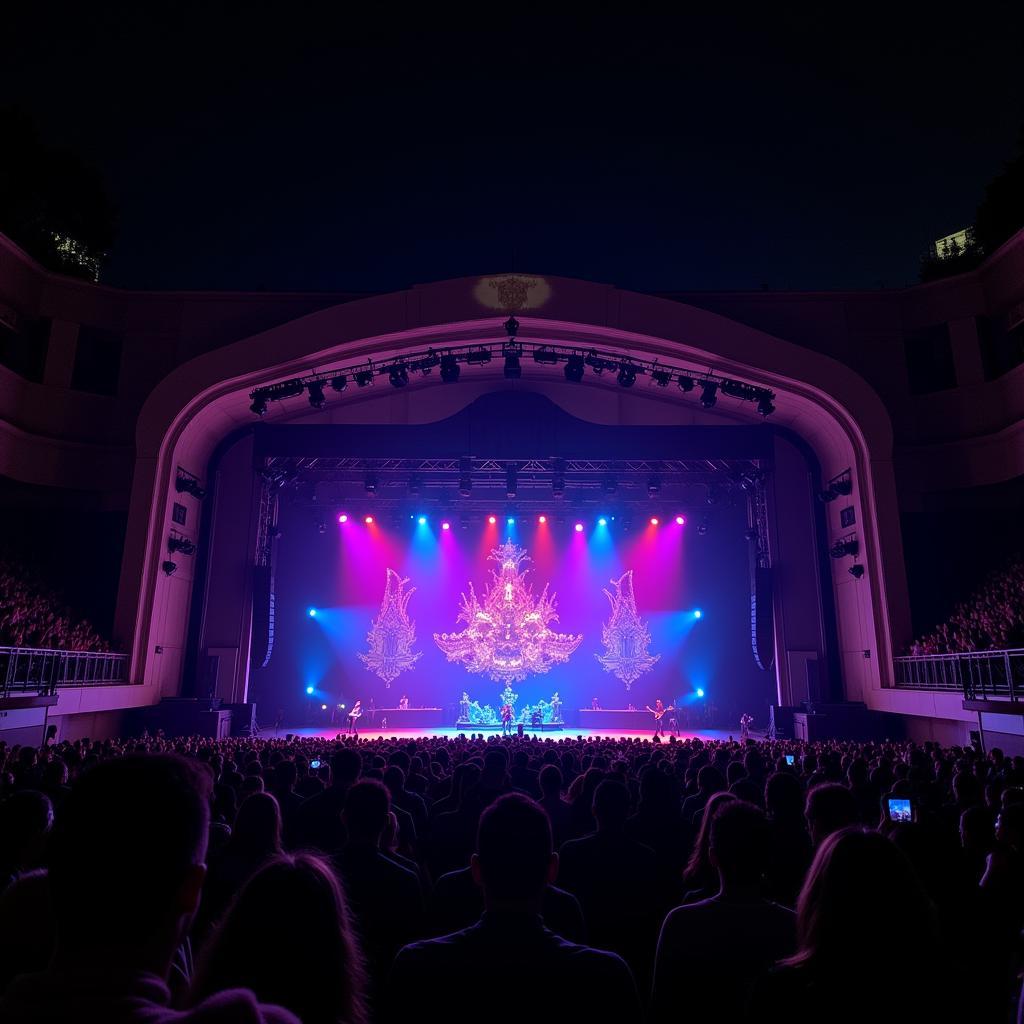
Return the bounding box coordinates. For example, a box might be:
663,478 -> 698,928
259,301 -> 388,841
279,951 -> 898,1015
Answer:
222,702 -> 258,736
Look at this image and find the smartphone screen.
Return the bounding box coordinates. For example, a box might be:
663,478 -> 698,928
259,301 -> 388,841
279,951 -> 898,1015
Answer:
785,754 -> 795,766
310,759 -> 321,769
887,797 -> 912,822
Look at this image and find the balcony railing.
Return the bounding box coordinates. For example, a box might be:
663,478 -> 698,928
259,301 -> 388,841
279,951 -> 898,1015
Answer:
894,649 -> 1024,702
1,646 -> 132,697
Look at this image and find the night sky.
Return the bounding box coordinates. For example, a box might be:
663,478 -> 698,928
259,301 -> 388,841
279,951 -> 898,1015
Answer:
5,5 -> 1023,293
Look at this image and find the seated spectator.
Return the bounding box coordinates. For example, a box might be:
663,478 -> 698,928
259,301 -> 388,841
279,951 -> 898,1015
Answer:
681,790 -> 737,901
537,763 -> 573,848
558,779 -> 661,986
191,853 -> 367,1024
682,764 -> 727,823
750,827 -> 942,1023
763,771 -> 812,907
804,782 -> 858,847
294,747 -> 361,853
651,801 -> 795,1023
0,755 -> 297,1023
0,790 -> 53,893
388,794 -> 639,1023
335,780 -> 423,999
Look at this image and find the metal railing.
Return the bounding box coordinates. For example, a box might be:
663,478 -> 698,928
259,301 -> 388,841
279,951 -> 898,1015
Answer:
1,646 -> 131,696
894,649 -> 1024,702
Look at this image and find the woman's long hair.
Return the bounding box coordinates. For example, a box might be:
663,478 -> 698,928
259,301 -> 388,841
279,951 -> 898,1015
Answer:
682,791 -> 737,887
192,852 -> 368,1024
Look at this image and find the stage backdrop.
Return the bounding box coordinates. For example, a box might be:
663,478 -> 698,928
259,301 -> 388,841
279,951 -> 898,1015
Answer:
251,497 -> 773,726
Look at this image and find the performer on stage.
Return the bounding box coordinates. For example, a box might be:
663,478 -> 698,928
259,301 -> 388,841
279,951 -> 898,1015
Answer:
740,712 -> 753,741
347,699 -> 363,735
550,691 -> 563,724
591,696 -> 601,710
458,691 -> 471,723
399,695 -> 410,710
500,701 -> 514,736
645,698 -> 675,738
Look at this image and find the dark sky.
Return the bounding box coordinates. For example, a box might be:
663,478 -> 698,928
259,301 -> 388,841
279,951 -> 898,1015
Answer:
5,5 -> 1023,293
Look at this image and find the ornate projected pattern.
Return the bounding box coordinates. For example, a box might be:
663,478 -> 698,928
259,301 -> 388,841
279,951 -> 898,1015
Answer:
434,542 -> 583,683
358,568 -> 422,686
595,570 -> 660,689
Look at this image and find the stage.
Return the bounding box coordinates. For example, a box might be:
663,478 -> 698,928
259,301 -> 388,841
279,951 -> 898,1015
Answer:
265,725 -> 739,743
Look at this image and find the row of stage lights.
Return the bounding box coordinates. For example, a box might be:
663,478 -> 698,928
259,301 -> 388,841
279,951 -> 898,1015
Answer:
248,320 -> 777,418
335,513 -> 689,529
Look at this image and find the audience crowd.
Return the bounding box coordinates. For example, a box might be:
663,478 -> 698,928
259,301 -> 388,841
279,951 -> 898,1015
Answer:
0,729 -> 1023,1022
0,557 -> 109,652
912,557 -> 1024,654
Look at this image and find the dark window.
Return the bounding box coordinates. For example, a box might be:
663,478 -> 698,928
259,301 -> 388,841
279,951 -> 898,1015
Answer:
904,323 -> 956,395
977,315 -> 1024,380
72,325 -> 122,396
0,317 -> 50,382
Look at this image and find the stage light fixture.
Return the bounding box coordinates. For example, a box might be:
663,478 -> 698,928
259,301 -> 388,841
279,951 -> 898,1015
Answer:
849,564 -> 865,579
598,517 -> 608,526
175,472 -> 207,499
308,608 -> 317,617
504,353 -> 522,378
321,703 -> 328,711
459,457 -> 472,496
338,513 -> 348,523
466,348 -> 491,365
330,375 -> 348,392
564,354 -> 585,382
696,687 -> 705,698
441,520 -> 451,530
507,517 -> 516,525
306,381 -> 326,409
552,459 -> 566,499
364,474 -> 378,495
694,609 -> 703,619
354,369 -> 374,387
617,363 -> 637,388
650,517 -> 660,526
700,380 -> 718,408
538,515 -> 547,524
574,522 -> 584,532
417,516 -> 427,525
161,560 -> 178,576
250,393 -> 269,417
389,364 -> 409,388
488,515 -> 497,524
505,464 -> 518,499
440,355 -> 460,382
677,375 -> 695,393
364,515 -> 374,524
647,476 -> 661,497
651,368 -> 671,387
830,538 -> 859,559
168,536 -> 196,556
306,685 -> 314,694
757,394 -> 775,417
534,347 -> 560,365
676,515 -> 686,525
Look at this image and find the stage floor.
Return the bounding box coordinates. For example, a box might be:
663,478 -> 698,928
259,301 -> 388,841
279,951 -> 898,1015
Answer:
267,725 -> 739,742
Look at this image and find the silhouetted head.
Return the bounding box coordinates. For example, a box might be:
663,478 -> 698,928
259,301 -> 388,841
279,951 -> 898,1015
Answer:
472,794 -> 555,907
539,764 -> 563,798
342,779 -> 390,843
228,792 -> 282,859
592,779 -> 630,829
710,799 -> 770,889
805,783 -> 858,847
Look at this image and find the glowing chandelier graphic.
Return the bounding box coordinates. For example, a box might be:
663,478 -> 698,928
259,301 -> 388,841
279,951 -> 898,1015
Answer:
434,541 -> 583,684
358,568 -> 422,686
595,570 -> 660,689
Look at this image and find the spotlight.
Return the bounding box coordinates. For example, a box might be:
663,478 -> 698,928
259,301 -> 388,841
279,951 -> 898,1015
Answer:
564,354 -> 585,382
833,477 -> 853,496
364,474 -> 378,495
459,457 -> 472,496
354,369 -> 374,387
849,564 -> 865,579
168,536 -> 196,556
338,513 -> 348,523
321,703 -> 327,711
308,608 -> 317,617
488,515 -> 497,524
466,348 -> 491,365
696,687 -> 705,698
504,315 -> 520,338
617,363 -> 637,388
306,381 -> 327,409
388,364 -> 409,388
647,476 -> 661,498
552,459 -> 566,499
675,515 -> 686,525
161,560 -> 178,576
757,393 -> 775,417
249,393 -> 269,417
504,353 -> 522,378
364,515 -> 374,524
694,609 -> 703,619
677,375 -> 695,393
507,517 -> 515,525
175,473 -> 207,499
598,517 -> 608,526
538,515 -> 547,524
651,368 -> 671,387
440,354 -> 460,382
574,522 -> 584,532
534,348 -> 560,365
441,520 -> 451,531
830,538 -> 859,559
602,477 -> 617,496
306,685 -> 314,694
650,517 -> 660,526
330,375 -> 348,392
505,464 -> 518,499
417,516 -> 427,525
700,380 -> 718,408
